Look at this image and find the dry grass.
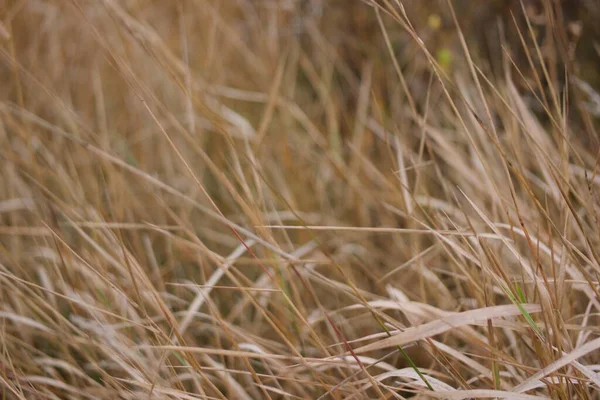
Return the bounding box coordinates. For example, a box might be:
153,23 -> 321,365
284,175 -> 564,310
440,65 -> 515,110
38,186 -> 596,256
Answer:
1,0 -> 600,398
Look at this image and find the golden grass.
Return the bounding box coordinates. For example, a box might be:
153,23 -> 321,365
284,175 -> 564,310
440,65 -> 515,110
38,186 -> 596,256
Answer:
0,0 -> 599,398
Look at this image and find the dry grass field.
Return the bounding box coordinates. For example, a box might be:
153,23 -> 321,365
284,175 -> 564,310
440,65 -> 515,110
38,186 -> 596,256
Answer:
1,0 -> 600,398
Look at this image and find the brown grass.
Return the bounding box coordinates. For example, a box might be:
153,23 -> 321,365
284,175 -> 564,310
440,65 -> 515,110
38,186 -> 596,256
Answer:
1,0 -> 600,398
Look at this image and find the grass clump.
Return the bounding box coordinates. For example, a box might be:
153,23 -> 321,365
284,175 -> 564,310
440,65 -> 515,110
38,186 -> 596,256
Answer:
0,0 -> 600,398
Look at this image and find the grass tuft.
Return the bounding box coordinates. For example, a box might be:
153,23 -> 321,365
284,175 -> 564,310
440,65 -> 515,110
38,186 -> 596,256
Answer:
1,0 -> 599,398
